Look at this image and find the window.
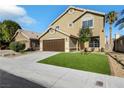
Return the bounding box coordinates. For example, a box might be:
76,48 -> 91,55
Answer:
68,23 -> 73,27
55,26 -> 60,30
83,20 -> 93,28
89,36 -> 100,47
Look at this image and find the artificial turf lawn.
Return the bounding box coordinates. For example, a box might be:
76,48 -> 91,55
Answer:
38,53 -> 110,75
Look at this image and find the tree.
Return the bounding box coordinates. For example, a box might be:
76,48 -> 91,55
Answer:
105,11 -> 118,50
115,9 -> 124,30
1,20 -> 21,43
78,28 -> 91,54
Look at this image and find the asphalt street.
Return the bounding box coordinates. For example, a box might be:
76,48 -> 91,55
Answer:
0,70 -> 45,88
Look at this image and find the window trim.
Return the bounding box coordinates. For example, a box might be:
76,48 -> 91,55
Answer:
82,19 -> 94,29
55,26 -> 60,30
89,37 -> 100,48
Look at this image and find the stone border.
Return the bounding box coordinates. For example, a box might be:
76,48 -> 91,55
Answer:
107,53 -> 124,67
107,55 -> 116,76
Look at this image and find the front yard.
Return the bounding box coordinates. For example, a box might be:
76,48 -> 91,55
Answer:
38,53 -> 110,75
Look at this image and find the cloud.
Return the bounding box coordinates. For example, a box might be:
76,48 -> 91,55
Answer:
0,5 -> 36,25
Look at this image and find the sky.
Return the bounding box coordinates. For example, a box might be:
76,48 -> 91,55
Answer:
0,5 -> 124,38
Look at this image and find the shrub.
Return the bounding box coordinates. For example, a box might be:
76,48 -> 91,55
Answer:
9,42 -> 25,52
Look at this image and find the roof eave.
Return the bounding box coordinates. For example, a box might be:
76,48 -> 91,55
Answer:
49,6 -> 105,26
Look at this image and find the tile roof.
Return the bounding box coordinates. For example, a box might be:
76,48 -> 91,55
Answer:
14,29 -> 39,40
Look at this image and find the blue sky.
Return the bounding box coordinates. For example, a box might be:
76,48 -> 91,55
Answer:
0,5 -> 124,38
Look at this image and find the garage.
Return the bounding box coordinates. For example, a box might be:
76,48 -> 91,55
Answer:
43,39 -> 65,51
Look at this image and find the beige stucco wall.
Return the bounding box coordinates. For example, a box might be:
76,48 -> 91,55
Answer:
14,32 -> 30,50
73,13 -> 105,49
50,8 -> 84,36
50,10 -> 105,49
40,29 -> 69,52
14,32 -> 28,41
40,29 -> 68,40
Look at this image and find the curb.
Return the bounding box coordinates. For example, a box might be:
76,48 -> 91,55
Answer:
107,53 -> 124,67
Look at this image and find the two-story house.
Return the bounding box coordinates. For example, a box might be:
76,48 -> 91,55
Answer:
39,6 -> 105,52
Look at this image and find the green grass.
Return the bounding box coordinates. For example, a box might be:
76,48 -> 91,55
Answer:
38,53 -> 110,75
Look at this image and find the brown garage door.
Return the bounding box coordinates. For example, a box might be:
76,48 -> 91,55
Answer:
43,39 -> 65,51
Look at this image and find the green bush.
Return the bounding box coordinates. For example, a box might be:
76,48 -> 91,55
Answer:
9,42 -> 25,52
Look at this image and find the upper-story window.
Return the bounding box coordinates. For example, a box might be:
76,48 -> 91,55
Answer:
55,26 -> 60,30
68,23 -> 73,27
82,20 -> 93,28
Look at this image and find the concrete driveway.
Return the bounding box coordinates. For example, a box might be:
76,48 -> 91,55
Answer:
13,51 -> 58,63
1,51 -> 124,88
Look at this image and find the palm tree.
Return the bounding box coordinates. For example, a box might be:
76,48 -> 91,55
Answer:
115,9 -> 124,30
106,11 -> 118,50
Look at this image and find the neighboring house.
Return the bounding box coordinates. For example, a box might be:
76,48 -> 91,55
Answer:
39,6 -> 105,52
114,35 -> 124,52
12,29 -> 40,50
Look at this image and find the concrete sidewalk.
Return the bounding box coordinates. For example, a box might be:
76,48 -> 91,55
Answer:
0,51 -> 124,88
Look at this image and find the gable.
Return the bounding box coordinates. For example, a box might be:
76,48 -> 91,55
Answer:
57,12 -> 104,37
50,6 -> 105,28
39,6 -> 105,39
40,29 -> 69,41
50,8 -> 84,29
14,32 -> 29,42
49,7 -> 104,37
